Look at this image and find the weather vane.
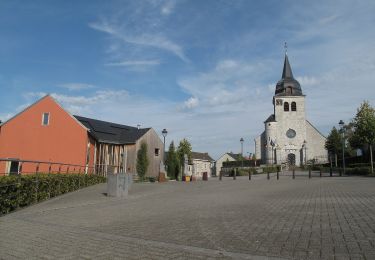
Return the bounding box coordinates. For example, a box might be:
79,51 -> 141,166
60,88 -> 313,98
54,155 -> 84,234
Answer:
284,42 -> 288,55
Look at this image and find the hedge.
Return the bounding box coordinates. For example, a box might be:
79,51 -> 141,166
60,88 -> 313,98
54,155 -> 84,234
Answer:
0,173 -> 106,216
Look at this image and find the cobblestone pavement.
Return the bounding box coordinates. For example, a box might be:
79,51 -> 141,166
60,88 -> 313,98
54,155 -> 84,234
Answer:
1,172 -> 375,259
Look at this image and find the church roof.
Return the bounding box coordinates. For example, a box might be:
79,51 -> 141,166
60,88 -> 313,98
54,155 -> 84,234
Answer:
264,114 -> 275,123
275,54 -> 303,97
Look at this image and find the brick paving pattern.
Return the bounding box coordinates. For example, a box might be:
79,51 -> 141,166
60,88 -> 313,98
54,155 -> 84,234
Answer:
1,172 -> 375,259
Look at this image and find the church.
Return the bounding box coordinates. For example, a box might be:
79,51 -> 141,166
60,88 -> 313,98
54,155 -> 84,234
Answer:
255,54 -> 328,167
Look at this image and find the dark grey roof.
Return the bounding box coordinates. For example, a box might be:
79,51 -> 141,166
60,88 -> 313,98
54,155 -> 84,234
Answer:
74,115 -> 150,144
191,152 -> 214,162
227,153 -> 242,161
264,114 -> 275,123
275,54 -> 303,97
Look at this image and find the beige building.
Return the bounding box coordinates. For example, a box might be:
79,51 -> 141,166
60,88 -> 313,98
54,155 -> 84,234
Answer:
76,116 -> 164,177
214,153 -> 241,176
186,152 -> 214,178
255,54 -> 328,167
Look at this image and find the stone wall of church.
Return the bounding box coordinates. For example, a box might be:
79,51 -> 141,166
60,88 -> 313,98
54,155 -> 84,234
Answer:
306,120 -> 328,164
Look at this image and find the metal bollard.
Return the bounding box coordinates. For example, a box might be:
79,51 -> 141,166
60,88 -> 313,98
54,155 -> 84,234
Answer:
292,169 -> 295,179
277,169 -> 279,180
330,167 -> 332,177
219,172 -> 222,181
249,171 -> 251,180
267,172 -> 270,180
309,168 -> 311,179
233,168 -> 237,180
339,168 -> 342,177
320,169 -> 322,177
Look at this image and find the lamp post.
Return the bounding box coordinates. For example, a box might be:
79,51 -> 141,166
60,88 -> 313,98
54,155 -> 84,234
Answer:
303,140 -> 307,166
240,138 -> 244,168
339,120 -> 345,175
162,128 -> 168,164
270,140 -> 275,166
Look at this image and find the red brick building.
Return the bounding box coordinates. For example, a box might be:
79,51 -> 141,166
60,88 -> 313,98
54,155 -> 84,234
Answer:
0,95 -> 164,176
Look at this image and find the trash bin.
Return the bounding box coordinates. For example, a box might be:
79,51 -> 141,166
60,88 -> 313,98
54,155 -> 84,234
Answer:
185,176 -> 191,182
203,172 -> 208,181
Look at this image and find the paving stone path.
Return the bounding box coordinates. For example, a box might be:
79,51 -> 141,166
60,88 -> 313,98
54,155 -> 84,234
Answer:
1,172 -> 375,259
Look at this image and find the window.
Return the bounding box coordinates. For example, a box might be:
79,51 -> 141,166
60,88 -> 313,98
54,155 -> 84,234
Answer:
155,148 -> 160,156
286,87 -> 293,95
284,102 -> 289,111
9,161 -> 20,175
42,113 -> 50,126
291,102 -> 297,111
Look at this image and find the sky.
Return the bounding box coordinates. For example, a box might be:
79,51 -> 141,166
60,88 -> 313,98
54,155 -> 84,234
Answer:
0,0 -> 375,159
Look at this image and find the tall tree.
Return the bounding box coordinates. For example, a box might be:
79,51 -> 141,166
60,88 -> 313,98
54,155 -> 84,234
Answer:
166,141 -> 180,180
325,127 -> 342,166
136,142 -> 149,180
177,138 -> 192,177
351,101 -> 375,174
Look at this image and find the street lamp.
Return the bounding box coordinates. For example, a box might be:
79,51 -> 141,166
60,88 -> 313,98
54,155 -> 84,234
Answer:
304,141 -> 307,165
270,139 -> 275,166
339,120 -> 346,175
162,129 -> 168,164
240,137 -> 245,170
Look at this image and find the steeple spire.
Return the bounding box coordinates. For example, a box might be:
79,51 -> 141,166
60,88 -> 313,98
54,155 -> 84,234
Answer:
282,54 -> 294,79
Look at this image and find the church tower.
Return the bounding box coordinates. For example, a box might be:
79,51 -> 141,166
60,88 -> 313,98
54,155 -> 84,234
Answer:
266,54 -> 307,166
255,51 -> 327,167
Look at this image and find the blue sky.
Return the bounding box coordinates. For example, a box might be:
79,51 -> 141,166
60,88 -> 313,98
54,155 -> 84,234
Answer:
1,0 -> 375,159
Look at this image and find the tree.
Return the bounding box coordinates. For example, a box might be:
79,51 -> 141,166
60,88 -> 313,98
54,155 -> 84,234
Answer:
166,141 -> 180,180
325,127 -> 342,167
351,101 -> 375,174
136,142 -> 149,180
177,138 -> 192,178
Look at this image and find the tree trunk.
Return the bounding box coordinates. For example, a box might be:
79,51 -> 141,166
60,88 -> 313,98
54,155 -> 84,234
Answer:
335,154 -> 338,167
370,144 -> 374,175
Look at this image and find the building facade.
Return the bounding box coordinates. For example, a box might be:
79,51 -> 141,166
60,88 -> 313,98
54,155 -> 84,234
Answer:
0,95 -> 164,177
186,152 -> 214,178
255,54 -> 328,166
214,153 -> 241,176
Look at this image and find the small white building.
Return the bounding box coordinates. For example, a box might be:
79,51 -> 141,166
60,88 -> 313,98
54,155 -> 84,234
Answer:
255,54 -> 328,167
186,152 -> 214,178
214,153 -> 241,176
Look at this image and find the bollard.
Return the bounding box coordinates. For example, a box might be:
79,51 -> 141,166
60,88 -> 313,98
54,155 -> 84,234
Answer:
249,170 -> 251,180
292,168 -> 295,179
339,168 -> 342,177
277,170 -> 279,180
233,168 -> 237,180
219,171 -> 222,181
309,168 -> 311,179
267,171 -> 270,180
330,167 -> 332,177
320,168 -> 322,177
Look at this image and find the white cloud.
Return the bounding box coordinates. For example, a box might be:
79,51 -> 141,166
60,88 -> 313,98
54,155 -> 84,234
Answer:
181,96 -> 199,109
161,0 -> 176,16
59,83 -> 95,91
89,20 -> 188,62
296,76 -> 319,86
105,60 -> 161,67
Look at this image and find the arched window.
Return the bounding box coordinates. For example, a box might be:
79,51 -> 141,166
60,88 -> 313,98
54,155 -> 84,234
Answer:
291,102 -> 297,111
285,87 -> 293,95
284,102 -> 289,111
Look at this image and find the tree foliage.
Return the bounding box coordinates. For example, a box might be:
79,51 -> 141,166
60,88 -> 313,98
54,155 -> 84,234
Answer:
325,127 -> 342,155
351,101 -> 375,147
177,138 -> 192,165
136,142 -> 149,180
166,141 -> 180,180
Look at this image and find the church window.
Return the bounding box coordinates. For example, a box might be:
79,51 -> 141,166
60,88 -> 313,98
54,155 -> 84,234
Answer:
286,87 -> 293,95
284,102 -> 289,111
291,102 -> 297,111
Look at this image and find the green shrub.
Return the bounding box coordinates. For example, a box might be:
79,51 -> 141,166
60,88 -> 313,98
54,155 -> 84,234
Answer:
262,166 -> 279,173
0,173 -> 106,216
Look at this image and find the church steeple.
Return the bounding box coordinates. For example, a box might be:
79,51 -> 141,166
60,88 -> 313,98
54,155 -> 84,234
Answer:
282,54 -> 294,79
274,53 -> 303,96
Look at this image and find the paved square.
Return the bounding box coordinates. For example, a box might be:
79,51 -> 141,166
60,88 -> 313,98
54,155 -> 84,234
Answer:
1,172 -> 375,259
